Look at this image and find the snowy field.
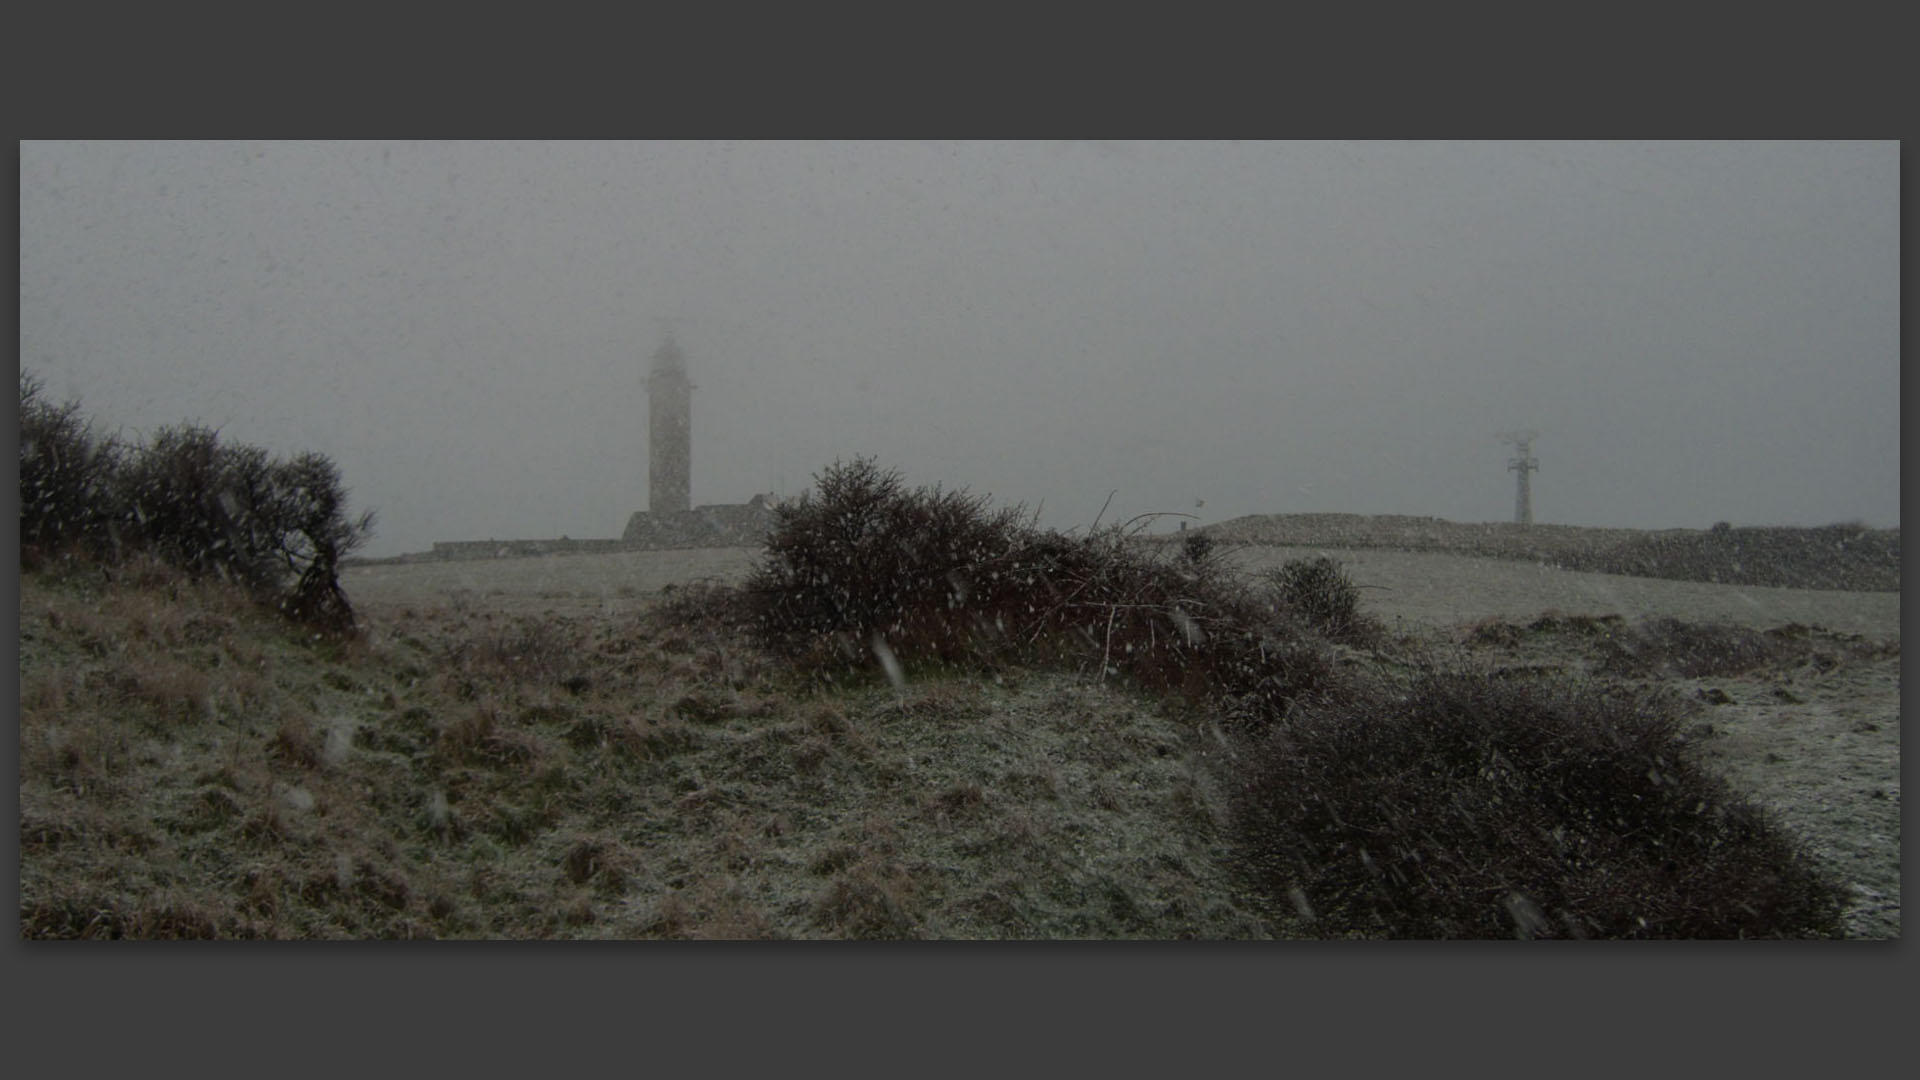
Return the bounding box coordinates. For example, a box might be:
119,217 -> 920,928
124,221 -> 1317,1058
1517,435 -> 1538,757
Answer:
344,543 -> 1900,639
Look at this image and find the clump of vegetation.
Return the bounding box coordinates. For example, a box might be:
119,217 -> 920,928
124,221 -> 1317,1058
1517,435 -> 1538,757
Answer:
1527,611 -> 1624,636
744,457 -> 1032,661
1465,611 -> 1624,651
1264,555 -> 1378,645
18,372 -> 375,632
1599,617 -> 1787,679
19,372 -> 127,560
1229,669 -> 1849,938
730,457 -> 1344,715
1181,530 -> 1216,565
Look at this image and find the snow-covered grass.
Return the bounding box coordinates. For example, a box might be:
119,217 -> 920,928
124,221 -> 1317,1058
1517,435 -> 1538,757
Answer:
19,558 -> 1267,938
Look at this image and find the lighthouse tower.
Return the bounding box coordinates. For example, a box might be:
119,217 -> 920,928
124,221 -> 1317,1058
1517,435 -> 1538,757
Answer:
648,332 -> 693,515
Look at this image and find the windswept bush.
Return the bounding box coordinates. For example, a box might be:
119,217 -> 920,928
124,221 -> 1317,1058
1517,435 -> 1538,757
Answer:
1229,670 -> 1849,939
18,372 -> 375,632
1265,555 -> 1377,645
747,457 -> 1034,655
1181,530 -> 1216,565
19,373 -> 127,562
734,458 -> 1346,714
117,424 -> 270,586
260,451 -> 376,632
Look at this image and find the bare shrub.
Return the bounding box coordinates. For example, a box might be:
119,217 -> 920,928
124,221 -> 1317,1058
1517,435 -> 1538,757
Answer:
19,372 -> 127,564
1182,531 -> 1216,565
1265,555 -> 1377,645
746,456 -> 1032,662
19,371 -> 377,633
736,457 -> 1344,719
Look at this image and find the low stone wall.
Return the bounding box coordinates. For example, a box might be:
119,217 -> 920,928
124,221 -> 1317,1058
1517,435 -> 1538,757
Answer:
428,538 -> 637,561
1198,513 -> 1657,560
417,497 -> 785,563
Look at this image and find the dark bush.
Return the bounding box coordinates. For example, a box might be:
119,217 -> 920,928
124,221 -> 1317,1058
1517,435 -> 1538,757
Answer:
18,373 -> 127,563
1266,555 -> 1376,645
737,458 -> 1345,714
1228,670 -> 1849,938
1182,531 -> 1216,565
19,372 -> 375,632
113,427 -> 374,631
116,424 -> 266,585
745,457 -> 1035,666
263,451 -> 377,632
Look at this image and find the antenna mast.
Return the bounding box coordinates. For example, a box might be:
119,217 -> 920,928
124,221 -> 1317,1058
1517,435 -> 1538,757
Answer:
1497,429 -> 1539,525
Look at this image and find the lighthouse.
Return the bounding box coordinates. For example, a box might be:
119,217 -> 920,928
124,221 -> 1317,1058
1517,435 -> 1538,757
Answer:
648,332 -> 693,515
620,329 -> 779,548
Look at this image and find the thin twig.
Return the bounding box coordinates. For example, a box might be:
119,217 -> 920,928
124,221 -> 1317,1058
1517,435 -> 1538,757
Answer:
1118,511 -> 1191,535
1089,490 -> 1117,532
1099,603 -> 1118,682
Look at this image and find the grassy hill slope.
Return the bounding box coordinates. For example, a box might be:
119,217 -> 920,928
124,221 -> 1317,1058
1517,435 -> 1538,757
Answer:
19,558 -> 1268,939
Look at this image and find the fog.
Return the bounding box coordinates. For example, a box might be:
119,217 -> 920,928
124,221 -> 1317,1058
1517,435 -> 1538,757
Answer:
18,141 -> 1899,559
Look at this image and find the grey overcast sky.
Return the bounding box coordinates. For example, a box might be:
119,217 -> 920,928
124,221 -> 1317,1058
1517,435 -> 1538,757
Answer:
19,141 -> 1900,558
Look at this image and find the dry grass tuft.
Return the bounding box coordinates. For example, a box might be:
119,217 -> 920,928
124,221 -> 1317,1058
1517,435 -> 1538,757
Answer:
812,859 -> 925,939
560,835 -> 631,892
270,712 -> 324,768
125,656 -> 216,727
1599,616 -> 1788,679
